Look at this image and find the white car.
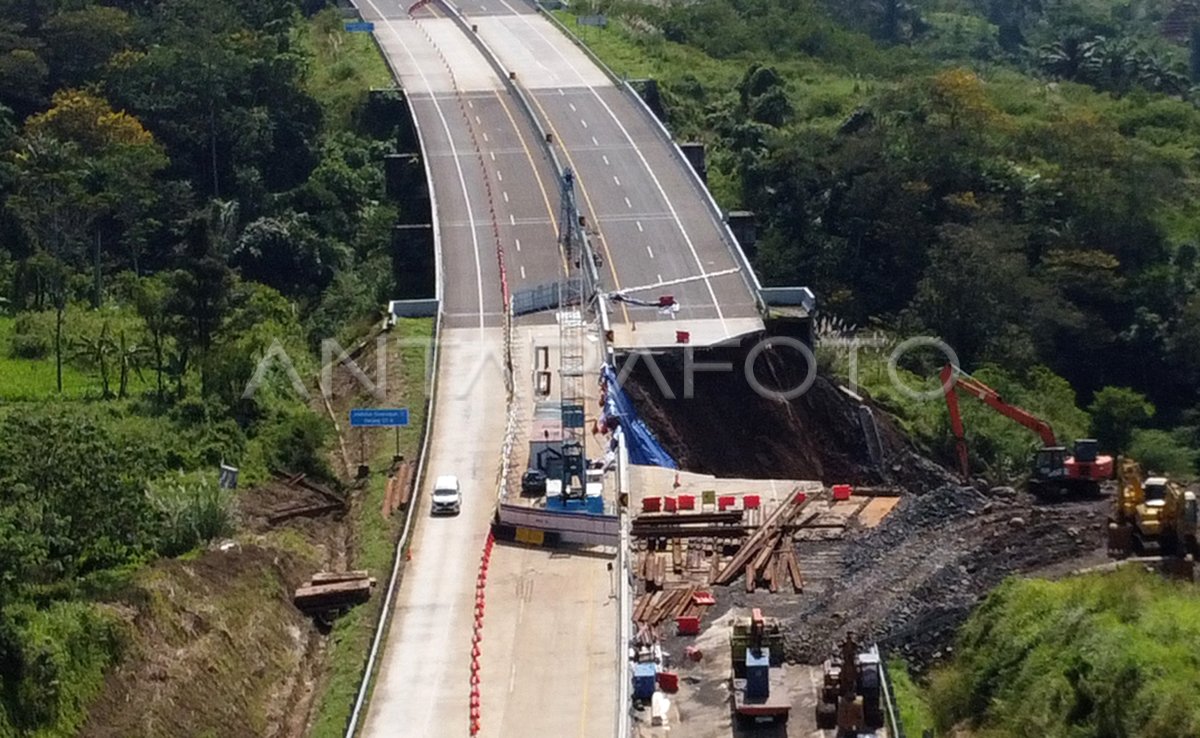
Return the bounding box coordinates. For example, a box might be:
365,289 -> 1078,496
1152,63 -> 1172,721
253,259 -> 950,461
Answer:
430,475 -> 462,515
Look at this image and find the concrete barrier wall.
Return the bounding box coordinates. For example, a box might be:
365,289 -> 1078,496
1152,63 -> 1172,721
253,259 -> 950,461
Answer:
388,298 -> 440,318
760,286 -> 817,311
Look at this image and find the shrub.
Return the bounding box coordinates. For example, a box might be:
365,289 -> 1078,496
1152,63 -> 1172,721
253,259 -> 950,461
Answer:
930,570 -> 1200,736
148,474 -> 234,557
1128,428 -> 1196,479
257,406 -> 335,480
0,601 -> 123,735
8,312 -> 51,359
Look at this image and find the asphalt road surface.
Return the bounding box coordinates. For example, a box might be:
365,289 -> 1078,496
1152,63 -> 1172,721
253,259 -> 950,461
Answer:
454,0 -> 764,345
351,4 -> 619,737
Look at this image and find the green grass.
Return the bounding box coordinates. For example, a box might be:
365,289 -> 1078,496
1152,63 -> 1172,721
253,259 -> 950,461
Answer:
929,568 -> 1200,737
0,316 -> 119,401
0,600 -> 124,738
888,658 -> 935,738
307,318 -> 433,738
299,8 -> 396,129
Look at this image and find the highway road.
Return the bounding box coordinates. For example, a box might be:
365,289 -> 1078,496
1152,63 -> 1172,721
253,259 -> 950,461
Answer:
452,0 -> 764,347
351,3 -> 618,737
350,0 -> 769,732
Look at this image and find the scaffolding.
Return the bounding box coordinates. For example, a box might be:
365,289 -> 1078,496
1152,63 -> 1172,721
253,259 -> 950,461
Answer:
557,169 -> 588,498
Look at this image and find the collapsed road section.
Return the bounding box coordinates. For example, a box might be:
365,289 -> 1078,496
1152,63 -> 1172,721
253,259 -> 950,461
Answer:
612,336 -> 1113,737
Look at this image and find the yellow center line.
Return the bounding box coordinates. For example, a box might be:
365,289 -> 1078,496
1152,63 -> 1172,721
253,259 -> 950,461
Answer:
491,90 -> 569,277
523,89 -> 632,326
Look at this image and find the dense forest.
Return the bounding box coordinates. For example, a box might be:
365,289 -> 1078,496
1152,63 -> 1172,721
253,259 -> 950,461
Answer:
565,0 -> 1200,479
0,0 -> 403,732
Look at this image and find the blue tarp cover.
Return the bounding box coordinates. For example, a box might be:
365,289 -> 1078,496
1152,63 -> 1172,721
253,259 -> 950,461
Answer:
600,364 -> 677,469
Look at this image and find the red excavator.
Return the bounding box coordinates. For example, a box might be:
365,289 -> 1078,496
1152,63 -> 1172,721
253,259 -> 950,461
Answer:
940,364 -> 1113,497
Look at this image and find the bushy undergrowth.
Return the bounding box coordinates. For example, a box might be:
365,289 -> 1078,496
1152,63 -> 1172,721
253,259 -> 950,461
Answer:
929,569 -> 1200,737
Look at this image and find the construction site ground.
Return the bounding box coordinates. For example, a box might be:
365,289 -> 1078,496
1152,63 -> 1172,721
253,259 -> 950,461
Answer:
623,366 -> 1114,736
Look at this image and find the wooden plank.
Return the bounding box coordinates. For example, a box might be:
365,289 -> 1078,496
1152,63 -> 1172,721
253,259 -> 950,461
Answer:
750,531 -> 782,583
857,495 -> 902,528
310,570 -> 369,584
674,587 -> 696,619
395,461 -> 415,508
633,511 -> 744,526
633,525 -> 751,539
745,564 -> 755,593
268,501 -> 342,525
294,579 -> 374,611
713,489 -> 804,585
655,555 -> 666,589
785,550 -> 804,593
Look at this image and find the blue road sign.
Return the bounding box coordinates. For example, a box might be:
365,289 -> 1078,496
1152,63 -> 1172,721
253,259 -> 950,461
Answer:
344,21 -> 375,32
350,408 -> 409,427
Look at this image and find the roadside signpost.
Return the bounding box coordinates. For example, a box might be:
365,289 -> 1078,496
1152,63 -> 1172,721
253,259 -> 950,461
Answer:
350,408 -> 409,466
344,21 -> 375,32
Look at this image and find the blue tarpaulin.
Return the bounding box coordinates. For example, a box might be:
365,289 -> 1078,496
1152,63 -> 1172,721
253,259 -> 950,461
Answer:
600,364 -> 677,469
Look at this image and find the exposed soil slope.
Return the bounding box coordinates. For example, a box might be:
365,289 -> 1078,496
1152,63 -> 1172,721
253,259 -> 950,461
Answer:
621,348 -> 950,491
81,541 -> 323,738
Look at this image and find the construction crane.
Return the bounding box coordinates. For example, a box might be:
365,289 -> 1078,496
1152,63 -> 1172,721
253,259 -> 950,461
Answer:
939,364 -> 1113,497
1108,456 -> 1198,557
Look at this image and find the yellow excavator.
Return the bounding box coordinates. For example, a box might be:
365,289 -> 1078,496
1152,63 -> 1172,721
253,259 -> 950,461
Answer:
1107,457 -> 1198,558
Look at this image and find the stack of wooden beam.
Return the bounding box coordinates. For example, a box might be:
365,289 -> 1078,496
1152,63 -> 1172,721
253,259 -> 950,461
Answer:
712,490 -> 811,593
381,460 -> 416,518
267,471 -> 348,525
293,571 -> 375,614
633,586 -> 712,628
631,510 -> 745,539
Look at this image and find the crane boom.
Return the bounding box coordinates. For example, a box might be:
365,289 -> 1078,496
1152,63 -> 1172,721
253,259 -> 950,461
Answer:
939,364 -> 1061,478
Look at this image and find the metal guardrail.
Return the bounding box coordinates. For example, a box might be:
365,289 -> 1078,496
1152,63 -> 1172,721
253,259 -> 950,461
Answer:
533,1 -> 766,314
344,7 -> 446,736
877,645 -> 907,738
614,431 -> 633,738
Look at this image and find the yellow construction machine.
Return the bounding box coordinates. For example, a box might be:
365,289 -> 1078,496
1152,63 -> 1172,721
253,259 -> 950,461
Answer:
1107,457 -> 1198,558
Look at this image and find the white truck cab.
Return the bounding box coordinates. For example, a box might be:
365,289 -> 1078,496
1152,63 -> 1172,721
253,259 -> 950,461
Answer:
431,475 -> 462,515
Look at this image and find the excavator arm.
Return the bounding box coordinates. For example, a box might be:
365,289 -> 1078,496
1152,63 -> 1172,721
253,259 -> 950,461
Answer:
940,364 -> 1061,479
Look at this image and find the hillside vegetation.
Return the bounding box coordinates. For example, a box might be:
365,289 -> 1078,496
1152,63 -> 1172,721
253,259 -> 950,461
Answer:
0,0 -> 411,733
929,568 -> 1200,737
562,0 -> 1200,481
